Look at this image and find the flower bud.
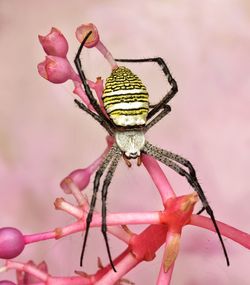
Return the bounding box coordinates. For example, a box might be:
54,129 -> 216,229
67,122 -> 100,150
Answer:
60,168 -> 91,193
37,56 -> 72,84
75,23 -> 99,48
38,27 -> 68,57
0,227 -> 25,259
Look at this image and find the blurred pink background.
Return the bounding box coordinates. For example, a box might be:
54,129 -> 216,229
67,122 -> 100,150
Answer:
0,0 -> 249,284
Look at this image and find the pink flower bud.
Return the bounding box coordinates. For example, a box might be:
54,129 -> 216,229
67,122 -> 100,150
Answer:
38,27 -> 68,57
75,23 -> 99,48
60,168 -> 91,193
37,56 -> 72,84
0,281 -> 16,285
0,227 -> 25,259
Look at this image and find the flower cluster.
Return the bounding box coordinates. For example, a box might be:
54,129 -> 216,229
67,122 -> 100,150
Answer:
0,23 -> 249,285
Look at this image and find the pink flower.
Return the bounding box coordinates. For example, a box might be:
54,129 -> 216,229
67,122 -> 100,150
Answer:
37,56 -> 72,84
61,137 -> 113,193
60,169 -> 91,193
75,23 -> 99,48
38,27 -> 68,57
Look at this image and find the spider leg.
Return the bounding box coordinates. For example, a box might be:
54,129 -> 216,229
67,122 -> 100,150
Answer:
74,31 -> 114,131
74,99 -> 113,135
149,103 -> 157,108
101,150 -> 122,272
115,57 -> 178,120
143,141 -> 230,266
145,105 -> 171,132
196,207 -> 205,215
80,143 -> 119,267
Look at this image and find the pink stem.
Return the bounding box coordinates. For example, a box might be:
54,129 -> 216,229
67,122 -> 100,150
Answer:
88,77 -> 107,115
95,41 -> 118,70
189,215 -> 250,249
6,260 -> 48,282
157,264 -> 174,285
55,197 -> 83,218
63,183 -> 89,208
107,225 -> 132,244
142,154 -> 176,202
105,211 -> 161,225
23,211 -> 160,244
24,211 -> 250,254
5,260 -> 91,285
95,250 -> 138,285
51,277 -> 91,285
70,65 -> 105,112
88,142 -> 111,173
24,231 -> 56,244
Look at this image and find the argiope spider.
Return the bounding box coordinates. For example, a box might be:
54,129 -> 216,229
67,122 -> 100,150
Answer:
74,31 -> 229,271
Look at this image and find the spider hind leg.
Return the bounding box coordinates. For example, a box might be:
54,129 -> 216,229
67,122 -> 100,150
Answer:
143,141 -> 230,266
101,151 -> 121,272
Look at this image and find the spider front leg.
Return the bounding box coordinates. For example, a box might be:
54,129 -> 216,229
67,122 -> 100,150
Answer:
74,99 -> 113,135
80,144 -> 119,268
145,105 -> 171,132
143,141 -> 230,266
115,57 -> 178,120
74,31 -> 114,132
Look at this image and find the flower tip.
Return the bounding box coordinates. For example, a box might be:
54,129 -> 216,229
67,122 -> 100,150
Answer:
189,192 -> 199,203
75,23 -> 99,48
180,192 -> 198,212
51,27 -> 61,34
38,27 -> 68,57
60,177 -> 73,194
38,34 -> 44,43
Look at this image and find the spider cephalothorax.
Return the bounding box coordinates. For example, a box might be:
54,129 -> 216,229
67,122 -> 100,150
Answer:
74,31 -> 229,271
115,130 -> 145,159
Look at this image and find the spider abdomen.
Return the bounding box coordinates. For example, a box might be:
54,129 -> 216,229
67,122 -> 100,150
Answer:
103,66 -> 149,127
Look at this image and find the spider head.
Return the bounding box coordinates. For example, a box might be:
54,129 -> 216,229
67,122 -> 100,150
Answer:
115,131 -> 145,159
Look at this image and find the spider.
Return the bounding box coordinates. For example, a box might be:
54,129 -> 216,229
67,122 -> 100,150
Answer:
74,31 -> 229,271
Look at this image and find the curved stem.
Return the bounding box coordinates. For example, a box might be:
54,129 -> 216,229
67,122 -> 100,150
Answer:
189,215 -> 250,249
142,154 -> 176,203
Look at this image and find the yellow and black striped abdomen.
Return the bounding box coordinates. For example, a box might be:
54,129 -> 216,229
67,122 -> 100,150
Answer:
103,66 -> 149,127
